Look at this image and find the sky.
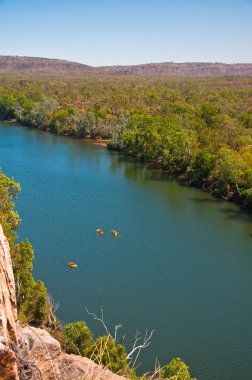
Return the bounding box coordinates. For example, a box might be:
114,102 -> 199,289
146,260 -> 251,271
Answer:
0,0 -> 252,66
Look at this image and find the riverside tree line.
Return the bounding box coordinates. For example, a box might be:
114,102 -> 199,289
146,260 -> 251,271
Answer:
1,75 -> 252,209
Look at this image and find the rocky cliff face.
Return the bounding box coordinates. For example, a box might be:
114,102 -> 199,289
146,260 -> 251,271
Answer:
0,224 -> 19,379
0,224 -> 127,380
18,326 -> 128,380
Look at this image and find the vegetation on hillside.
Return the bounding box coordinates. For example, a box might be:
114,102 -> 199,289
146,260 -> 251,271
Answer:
1,55 -> 252,76
1,75 -> 252,209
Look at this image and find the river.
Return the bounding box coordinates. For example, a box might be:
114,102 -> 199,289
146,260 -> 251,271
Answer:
1,122 -> 252,379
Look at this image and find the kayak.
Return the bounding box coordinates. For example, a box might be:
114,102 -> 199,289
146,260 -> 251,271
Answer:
111,230 -> 119,237
96,228 -> 104,235
68,262 -> 78,268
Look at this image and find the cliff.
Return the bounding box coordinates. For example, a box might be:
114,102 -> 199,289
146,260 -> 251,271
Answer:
0,224 -> 127,380
0,224 -> 19,379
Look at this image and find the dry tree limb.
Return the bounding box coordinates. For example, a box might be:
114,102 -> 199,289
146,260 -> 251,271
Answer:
86,307 -> 155,368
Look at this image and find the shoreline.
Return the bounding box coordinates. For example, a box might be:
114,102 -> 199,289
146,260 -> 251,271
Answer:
80,138 -> 108,147
1,119 -> 251,213
1,120 -> 108,147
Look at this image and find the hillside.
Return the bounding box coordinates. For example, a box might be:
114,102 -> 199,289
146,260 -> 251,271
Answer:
0,55 -> 94,75
1,55 -> 252,76
98,62 -> 252,76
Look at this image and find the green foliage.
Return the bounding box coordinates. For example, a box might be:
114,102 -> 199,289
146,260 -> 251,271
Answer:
210,147 -> 246,198
50,109 -> 70,133
0,170 -> 21,240
121,114 -> 197,173
77,111 -> 97,137
198,102 -> 220,127
12,240 -> 50,325
241,109 -> 252,129
87,335 -> 128,375
235,168 -> 252,208
64,321 -> 93,356
189,149 -> 214,186
32,280 -> 50,324
63,321 -> 130,375
0,91 -> 16,119
15,94 -> 35,124
160,357 -> 196,380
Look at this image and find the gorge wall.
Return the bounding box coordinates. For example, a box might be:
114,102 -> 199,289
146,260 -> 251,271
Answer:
0,224 -> 19,379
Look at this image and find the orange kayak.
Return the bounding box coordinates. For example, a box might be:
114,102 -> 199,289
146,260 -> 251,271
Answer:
96,228 -> 104,235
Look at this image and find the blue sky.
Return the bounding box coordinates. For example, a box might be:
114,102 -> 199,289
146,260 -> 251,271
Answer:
0,0 -> 252,66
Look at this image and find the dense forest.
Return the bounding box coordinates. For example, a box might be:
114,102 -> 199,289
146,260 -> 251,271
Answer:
1,74 -> 252,209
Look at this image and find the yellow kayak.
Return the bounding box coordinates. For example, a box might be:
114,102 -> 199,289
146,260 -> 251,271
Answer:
68,262 -> 78,268
111,230 -> 119,237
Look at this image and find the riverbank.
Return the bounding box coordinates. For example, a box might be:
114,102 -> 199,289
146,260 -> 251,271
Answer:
1,75 -> 252,212
1,118 -> 252,213
81,137 -> 108,147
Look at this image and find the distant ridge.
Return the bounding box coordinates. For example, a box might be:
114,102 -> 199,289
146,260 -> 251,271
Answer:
98,62 -> 252,76
1,55 -> 252,76
0,56 -> 93,75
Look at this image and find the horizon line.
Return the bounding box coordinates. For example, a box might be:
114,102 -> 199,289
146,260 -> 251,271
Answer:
1,54 -> 252,67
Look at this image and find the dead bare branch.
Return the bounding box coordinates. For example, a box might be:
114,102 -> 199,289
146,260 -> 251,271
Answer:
86,307 -> 155,368
114,323 -> 123,342
86,306 -> 113,339
127,329 -> 155,365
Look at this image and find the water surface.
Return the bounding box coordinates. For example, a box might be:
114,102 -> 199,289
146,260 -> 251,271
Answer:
1,122 -> 252,379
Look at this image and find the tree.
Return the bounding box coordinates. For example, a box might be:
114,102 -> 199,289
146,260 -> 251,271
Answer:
189,149 -> 214,187
64,321 -> 93,356
77,111 -> 97,137
198,102 -> 220,127
15,94 -> 35,125
160,357 -> 196,380
210,147 -> 246,198
241,109 -> 252,129
0,92 -> 16,120
87,336 -> 128,374
86,307 -> 154,369
32,280 -> 50,325
12,240 -> 50,325
0,170 -> 21,240
240,169 -> 252,209
27,98 -> 59,129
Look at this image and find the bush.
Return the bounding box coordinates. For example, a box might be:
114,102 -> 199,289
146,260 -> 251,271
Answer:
86,335 -> 128,375
64,321 -> 93,356
160,357 -> 196,380
12,240 -> 50,325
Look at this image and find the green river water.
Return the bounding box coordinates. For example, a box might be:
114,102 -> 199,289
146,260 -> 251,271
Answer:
1,122 -> 252,379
